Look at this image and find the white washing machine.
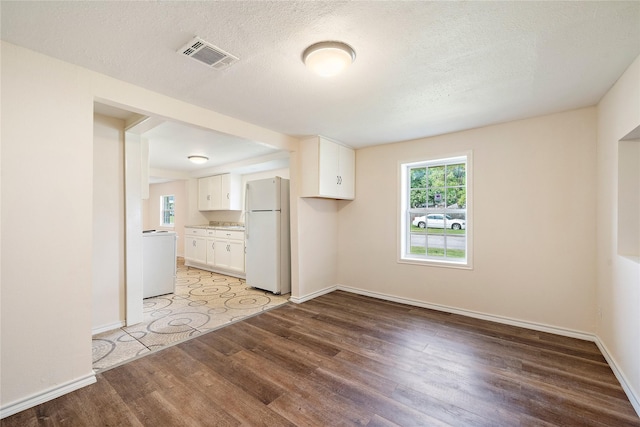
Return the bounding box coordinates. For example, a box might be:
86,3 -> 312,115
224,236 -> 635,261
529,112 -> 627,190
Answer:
142,231 -> 177,298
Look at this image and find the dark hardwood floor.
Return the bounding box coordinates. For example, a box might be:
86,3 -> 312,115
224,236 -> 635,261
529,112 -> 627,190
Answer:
3,291 -> 639,426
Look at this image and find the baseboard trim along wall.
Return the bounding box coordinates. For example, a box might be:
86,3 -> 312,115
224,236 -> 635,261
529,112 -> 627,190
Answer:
337,284 -> 594,340
91,320 -> 125,336
336,284 -> 640,417
0,372 -> 96,419
595,336 -> 640,416
289,285 -> 337,304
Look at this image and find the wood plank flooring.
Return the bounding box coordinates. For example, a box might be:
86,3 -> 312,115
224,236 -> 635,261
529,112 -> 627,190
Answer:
3,291 -> 639,426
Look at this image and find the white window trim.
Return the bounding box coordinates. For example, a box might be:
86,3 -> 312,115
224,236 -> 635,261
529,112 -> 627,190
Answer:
397,151 -> 473,270
160,195 -> 175,228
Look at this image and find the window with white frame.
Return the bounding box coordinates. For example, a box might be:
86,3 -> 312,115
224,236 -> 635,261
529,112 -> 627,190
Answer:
160,195 -> 175,227
400,155 -> 470,267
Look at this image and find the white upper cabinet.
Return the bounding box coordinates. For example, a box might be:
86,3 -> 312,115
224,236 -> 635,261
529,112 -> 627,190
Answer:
300,136 -> 355,200
198,173 -> 242,211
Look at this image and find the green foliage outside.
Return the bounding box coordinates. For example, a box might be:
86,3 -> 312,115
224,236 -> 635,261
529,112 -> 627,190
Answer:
409,163 -> 466,209
410,225 -> 465,234
410,246 -> 465,258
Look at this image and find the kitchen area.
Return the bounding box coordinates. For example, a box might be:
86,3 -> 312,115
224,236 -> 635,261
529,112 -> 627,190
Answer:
138,118 -> 292,298
92,113 -> 293,370
92,110 -> 354,371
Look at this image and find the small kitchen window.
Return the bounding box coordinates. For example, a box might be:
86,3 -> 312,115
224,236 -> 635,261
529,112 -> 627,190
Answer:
160,195 -> 175,227
399,154 -> 471,268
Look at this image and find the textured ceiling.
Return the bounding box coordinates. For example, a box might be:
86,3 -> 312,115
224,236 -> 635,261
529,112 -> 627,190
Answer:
2,1 -> 640,149
142,120 -> 282,173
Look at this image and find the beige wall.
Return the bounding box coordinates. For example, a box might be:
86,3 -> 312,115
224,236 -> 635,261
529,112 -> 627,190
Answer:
1,42 -> 96,408
93,114 -> 126,332
596,54 -> 640,410
145,180 -> 189,256
294,197 -> 339,301
338,107 -> 598,334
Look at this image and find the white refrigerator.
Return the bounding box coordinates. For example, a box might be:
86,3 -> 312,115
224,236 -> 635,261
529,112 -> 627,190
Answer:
245,177 -> 291,294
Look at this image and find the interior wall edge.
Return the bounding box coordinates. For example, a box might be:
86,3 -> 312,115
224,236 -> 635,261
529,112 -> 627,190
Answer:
288,285 -> 337,304
91,321 -> 125,336
595,336 -> 640,417
0,373 -> 96,420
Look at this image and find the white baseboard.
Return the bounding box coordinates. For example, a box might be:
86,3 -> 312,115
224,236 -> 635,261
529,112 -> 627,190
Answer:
289,285 -> 337,304
92,321 -> 125,335
594,336 -> 640,417
0,372 -> 96,419
337,284 -> 594,341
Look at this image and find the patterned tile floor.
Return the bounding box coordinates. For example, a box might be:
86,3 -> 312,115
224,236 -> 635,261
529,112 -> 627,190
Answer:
92,258 -> 290,371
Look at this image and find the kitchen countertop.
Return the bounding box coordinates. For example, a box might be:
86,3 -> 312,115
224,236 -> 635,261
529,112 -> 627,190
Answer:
186,224 -> 245,231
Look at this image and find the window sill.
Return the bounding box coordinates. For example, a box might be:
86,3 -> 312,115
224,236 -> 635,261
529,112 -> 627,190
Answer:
398,256 -> 472,270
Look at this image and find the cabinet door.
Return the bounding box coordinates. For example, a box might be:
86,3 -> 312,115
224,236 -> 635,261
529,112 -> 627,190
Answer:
198,177 -> 212,210
209,175 -> 223,210
213,238 -> 229,268
337,144 -> 355,199
219,174 -> 231,210
205,238 -> 216,267
227,240 -> 245,273
185,236 -> 206,264
318,138 -> 339,197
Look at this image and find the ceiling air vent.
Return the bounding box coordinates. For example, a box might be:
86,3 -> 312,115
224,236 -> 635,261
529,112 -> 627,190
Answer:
178,37 -> 239,70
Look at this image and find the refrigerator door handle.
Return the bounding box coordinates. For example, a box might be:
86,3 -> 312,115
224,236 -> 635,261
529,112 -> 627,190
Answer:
245,212 -> 250,240
245,184 -> 249,239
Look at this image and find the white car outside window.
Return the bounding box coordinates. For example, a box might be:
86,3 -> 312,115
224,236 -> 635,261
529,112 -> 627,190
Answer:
412,214 -> 465,230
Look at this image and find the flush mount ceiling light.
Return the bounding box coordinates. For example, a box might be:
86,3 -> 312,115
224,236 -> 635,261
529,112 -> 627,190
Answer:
188,155 -> 209,164
302,41 -> 356,77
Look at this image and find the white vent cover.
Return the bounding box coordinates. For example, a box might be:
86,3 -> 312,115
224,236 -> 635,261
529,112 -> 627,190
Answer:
178,37 -> 239,70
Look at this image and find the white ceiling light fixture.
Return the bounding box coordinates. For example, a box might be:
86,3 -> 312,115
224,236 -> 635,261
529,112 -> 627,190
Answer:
188,155 -> 209,164
302,41 -> 356,77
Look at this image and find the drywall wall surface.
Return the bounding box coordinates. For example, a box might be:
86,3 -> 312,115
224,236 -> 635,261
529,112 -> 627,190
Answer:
338,107 -> 598,334
92,114 -> 126,332
596,53 -> 640,409
147,180 -> 189,256
1,42 -> 96,408
296,197 -> 339,299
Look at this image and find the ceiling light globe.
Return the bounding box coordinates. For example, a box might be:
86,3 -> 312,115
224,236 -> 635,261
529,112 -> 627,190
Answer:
303,42 -> 355,78
188,155 -> 208,164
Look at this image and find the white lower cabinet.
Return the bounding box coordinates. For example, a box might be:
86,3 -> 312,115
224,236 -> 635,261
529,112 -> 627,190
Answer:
213,230 -> 245,273
184,227 -> 245,278
184,228 -> 207,265
206,231 -> 216,268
